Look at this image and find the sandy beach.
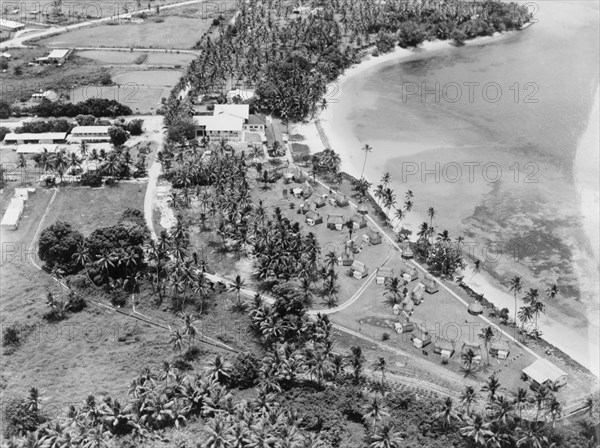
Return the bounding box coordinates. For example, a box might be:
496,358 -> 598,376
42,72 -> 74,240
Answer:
295,31 -> 600,376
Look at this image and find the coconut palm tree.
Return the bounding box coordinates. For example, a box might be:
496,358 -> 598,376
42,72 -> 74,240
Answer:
483,376 -> 501,403
460,386 -> 478,416
17,154 -> 28,183
360,144 -> 372,179
546,396 -> 562,428
208,354 -> 233,384
229,274 -> 246,308
516,423 -> 548,448
369,423 -> 403,448
362,395 -> 390,435
371,357 -> 387,393
459,414 -> 493,446
427,206 -> 436,227
170,329 -> 185,356
434,397 -> 458,430
479,326 -> 495,365
348,346 -> 365,384
461,348 -> 477,375
508,276 -> 522,327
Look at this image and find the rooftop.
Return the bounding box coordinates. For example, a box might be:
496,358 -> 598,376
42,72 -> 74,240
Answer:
70,126 -> 111,134
522,358 -> 568,384
194,115 -> 244,132
48,49 -> 71,59
0,19 -> 25,29
213,104 -> 250,120
4,132 -> 68,141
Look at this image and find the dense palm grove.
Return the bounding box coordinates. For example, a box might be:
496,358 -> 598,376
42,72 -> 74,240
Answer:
165,0 -> 530,125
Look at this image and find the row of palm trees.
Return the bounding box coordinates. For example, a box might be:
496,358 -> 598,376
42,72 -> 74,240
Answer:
508,276 -> 559,341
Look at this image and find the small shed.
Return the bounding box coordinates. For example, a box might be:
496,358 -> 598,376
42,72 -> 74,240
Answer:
350,260 -> 368,279
399,262 -> 418,281
292,187 -> 303,198
392,303 -> 402,315
357,202 -> 369,215
305,210 -> 323,226
302,182 -> 313,198
490,340 -> 510,360
345,236 -> 360,254
283,172 -> 295,183
468,301 -> 484,315
394,321 -> 414,334
433,337 -> 456,357
341,249 -> 354,266
423,274 -> 439,294
336,195 -> 349,207
376,267 -> 394,285
363,229 -> 382,245
351,213 -> 367,229
411,283 -> 425,304
327,214 -> 344,231
411,325 -> 431,348
522,359 -> 568,387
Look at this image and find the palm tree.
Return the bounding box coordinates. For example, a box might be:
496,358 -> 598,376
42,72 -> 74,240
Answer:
460,414 -> 493,446
170,329 -> 185,356
516,423 -> 548,448
324,250 -> 338,271
546,396 -> 562,428
369,423 -> 403,448
72,242 -> 94,284
434,397 -> 457,430
533,385 -> 550,421
362,395 -> 390,435
545,283 -> 559,300
360,144 -> 372,179
95,250 -> 115,289
461,348 -> 476,375
508,276 -> 522,327
460,386 -> 478,416
483,375 -> 501,403
348,346 -> 365,384
229,274 -> 246,308
514,387 -> 529,423
208,354 -> 233,384
517,306 -> 534,339
427,206 -> 436,227
17,154 -> 28,183
479,326 -> 495,365
204,416 -> 235,448
371,357 -> 387,393
380,172 -> 391,188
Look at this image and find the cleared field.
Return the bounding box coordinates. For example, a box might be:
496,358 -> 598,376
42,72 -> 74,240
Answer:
40,16 -> 213,49
76,50 -> 196,66
70,84 -> 169,113
111,69 -> 182,85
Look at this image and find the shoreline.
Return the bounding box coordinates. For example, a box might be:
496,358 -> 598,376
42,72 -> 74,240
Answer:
298,30 -> 600,377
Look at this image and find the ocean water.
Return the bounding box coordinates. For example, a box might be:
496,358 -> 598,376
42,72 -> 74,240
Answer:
340,1 -> 599,350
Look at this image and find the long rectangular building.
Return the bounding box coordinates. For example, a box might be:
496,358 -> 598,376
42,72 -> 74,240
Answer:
3,132 -> 68,145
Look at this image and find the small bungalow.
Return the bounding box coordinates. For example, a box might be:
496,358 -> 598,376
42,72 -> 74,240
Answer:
522,359 -> 568,388
376,267 -> 394,285
398,262 -> 418,281
423,274 -> 439,294
394,321 -> 414,334
490,340 -> 510,360
283,172 -> 295,183
305,210 -> 323,226
350,260 -> 368,279
411,325 -> 431,348
461,342 -> 482,365
341,249 -> 354,266
336,195 -> 349,207
411,283 -> 425,304
302,185 -> 313,199
357,202 -> 369,215
363,229 -> 382,245
434,337 -> 456,358
468,301 -> 484,315
292,188 -> 303,198
401,241 -> 414,258
392,303 -> 402,315
350,213 -> 368,229
313,195 -> 327,208
327,214 -> 344,231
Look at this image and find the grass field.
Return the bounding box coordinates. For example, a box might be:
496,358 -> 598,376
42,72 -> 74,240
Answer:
0,49 -> 111,104
40,16 -> 215,49
76,49 -> 196,66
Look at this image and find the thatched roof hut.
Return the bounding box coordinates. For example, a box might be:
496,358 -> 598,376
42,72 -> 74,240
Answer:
357,202 -> 369,215
364,228 -> 382,245
305,210 -> 322,226
468,301 -> 484,315
351,213 -> 367,229
350,260 -> 368,278
423,274 -> 438,293
490,340 -> 510,359
336,195 -> 349,207
327,214 -> 344,230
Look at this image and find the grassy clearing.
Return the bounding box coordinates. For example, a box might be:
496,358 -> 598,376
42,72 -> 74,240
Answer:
40,16 -> 215,49
75,50 -> 196,66
0,50 -> 111,104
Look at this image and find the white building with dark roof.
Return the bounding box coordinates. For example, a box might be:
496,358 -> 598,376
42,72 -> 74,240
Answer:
67,126 -> 111,143
3,132 -> 67,145
0,19 -> 25,32
522,358 -> 568,387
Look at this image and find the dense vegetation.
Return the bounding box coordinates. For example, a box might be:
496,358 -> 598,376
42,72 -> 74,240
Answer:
27,98 -> 132,118
166,0 -> 530,124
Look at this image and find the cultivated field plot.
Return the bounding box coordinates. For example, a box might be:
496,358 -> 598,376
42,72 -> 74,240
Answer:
75,50 -> 196,66
69,69 -> 181,112
43,182 -> 146,235
40,16 -> 214,49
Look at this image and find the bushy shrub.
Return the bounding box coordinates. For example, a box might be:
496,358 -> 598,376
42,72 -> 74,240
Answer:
38,221 -> 84,273
230,352 -> 260,389
3,395 -> 44,438
80,170 -> 102,187
2,324 -> 21,349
